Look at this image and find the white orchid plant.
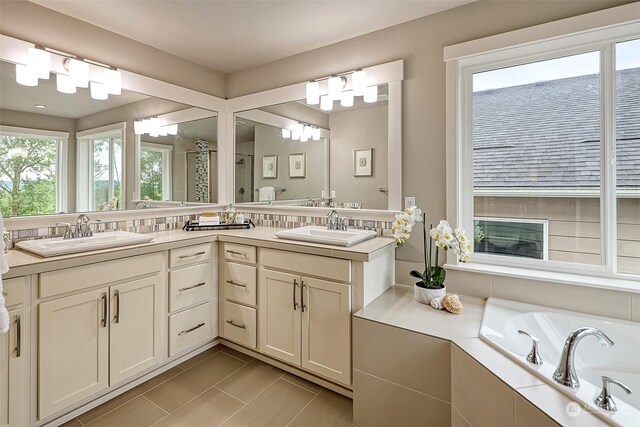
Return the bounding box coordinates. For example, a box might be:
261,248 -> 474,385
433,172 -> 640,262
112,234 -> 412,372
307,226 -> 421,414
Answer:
392,207 -> 471,289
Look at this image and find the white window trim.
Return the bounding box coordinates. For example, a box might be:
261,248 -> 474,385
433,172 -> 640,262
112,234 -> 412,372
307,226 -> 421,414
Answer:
76,122 -> 126,211
474,216 -> 549,261
0,125 -> 69,214
445,6 -> 640,286
140,142 -> 173,201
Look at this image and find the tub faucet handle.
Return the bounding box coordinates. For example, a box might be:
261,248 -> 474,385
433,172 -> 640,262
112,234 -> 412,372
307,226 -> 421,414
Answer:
594,376 -> 633,412
518,329 -> 543,366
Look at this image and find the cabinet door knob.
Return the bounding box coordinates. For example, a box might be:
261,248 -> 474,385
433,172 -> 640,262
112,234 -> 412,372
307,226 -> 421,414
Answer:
226,320 -> 247,330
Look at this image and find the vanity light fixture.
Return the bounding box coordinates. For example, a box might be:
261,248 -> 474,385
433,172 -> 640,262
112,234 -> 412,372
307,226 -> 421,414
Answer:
305,68 -> 376,109
134,117 -> 179,137
33,104 -> 47,109
14,44 -> 122,100
281,123 -> 321,142
282,128 -> 292,138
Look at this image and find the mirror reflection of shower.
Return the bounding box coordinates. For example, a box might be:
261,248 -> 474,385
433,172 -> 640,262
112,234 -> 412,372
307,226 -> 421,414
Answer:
235,154 -> 254,202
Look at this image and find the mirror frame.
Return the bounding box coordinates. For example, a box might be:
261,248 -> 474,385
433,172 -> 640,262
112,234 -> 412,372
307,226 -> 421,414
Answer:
0,34 -> 227,228
226,60 -> 404,215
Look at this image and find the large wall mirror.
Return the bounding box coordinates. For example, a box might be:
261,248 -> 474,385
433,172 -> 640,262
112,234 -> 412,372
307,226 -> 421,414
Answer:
230,61 -> 402,211
0,37 -> 222,218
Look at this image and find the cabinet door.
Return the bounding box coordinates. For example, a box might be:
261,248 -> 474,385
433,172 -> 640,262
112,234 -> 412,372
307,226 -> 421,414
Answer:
259,270 -> 301,365
1,309 -> 27,427
110,275 -> 163,385
301,277 -> 351,385
39,288 -> 109,419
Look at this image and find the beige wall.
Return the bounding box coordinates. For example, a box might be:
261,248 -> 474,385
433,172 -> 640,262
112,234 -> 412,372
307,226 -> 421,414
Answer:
330,105 -> 388,210
0,0 -> 225,97
225,0 -> 635,264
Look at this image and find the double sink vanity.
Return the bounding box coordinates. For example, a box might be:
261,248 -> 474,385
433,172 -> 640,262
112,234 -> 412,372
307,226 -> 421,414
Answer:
1,221 -> 395,426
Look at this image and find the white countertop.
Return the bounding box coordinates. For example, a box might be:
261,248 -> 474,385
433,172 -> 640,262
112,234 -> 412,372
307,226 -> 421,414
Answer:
3,226 -> 395,278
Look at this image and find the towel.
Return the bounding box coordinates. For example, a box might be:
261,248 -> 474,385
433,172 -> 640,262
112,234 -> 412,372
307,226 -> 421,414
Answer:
259,186 -> 276,202
430,296 -> 445,310
0,212 -> 9,334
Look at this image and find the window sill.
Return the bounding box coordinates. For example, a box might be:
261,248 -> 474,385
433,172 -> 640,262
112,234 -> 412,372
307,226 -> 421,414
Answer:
444,262 -> 640,294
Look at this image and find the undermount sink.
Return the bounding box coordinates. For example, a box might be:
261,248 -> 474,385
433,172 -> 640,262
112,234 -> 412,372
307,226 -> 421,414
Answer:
274,226 -> 377,247
15,231 -> 155,257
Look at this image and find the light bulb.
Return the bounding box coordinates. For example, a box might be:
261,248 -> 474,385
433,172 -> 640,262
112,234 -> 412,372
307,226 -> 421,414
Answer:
158,126 -> 168,136
149,128 -> 159,137
16,64 -> 38,86
134,120 -> 144,135
312,128 -> 321,141
293,123 -> 304,135
28,47 -> 51,79
300,135 -> 308,142
56,73 -> 76,93
352,69 -> 366,96
142,118 -> 153,134
328,75 -> 343,100
364,85 -> 378,103
166,124 -> 178,135
320,95 -> 333,111
303,125 -> 313,140
68,59 -> 89,88
291,130 -> 300,141
305,81 -> 320,105
103,68 -> 121,95
340,90 -> 354,107
282,128 -> 291,138
90,81 -> 108,100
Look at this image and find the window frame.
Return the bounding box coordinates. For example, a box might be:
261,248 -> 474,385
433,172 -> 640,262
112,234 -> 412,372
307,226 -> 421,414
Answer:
0,125 -> 68,215
139,141 -> 173,201
76,122 -> 126,212
446,19 -> 640,283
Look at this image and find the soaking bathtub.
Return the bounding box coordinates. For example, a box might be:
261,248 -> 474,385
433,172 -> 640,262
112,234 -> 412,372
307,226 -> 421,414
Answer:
480,298 -> 640,426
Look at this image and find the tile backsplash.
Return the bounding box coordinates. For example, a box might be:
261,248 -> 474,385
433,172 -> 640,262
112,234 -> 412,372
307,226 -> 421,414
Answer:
4,211 -> 393,249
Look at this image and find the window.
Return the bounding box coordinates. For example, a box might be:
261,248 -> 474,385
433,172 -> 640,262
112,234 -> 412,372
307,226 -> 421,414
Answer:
139,142 -> 173,201
77,124 -> 124,211
0,126 -> 67,217
448,20 -> 640,280
474,218 -> 548,260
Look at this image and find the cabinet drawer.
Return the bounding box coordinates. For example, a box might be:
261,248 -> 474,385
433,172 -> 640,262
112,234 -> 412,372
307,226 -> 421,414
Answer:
169,302 -> 212,357
223,243 -> 256,264
223,301 -> 256,349
170,244 -> 211,268
2,276 -> 26,307
260,248 -> 351,283
169,263 -> 211,313
223,262 -> 256,306
40,252 -> 163,298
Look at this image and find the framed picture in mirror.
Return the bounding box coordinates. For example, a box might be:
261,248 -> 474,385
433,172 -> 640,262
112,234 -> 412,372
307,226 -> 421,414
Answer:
262,155 -> 278,179
353,148 -> 373,176
289,153 -> 306,178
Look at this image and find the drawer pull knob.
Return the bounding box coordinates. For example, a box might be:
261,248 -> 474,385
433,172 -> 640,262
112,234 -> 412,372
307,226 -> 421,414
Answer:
179,322 -> 206,336
226,320 -> 247,329
179,251 -> 206,259
226,280 -> 247,288
226,250 -> 247,257
179,282 -> 207,292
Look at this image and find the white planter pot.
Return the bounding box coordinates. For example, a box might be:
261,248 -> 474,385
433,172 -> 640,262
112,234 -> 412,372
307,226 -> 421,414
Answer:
414,282 -> 446,305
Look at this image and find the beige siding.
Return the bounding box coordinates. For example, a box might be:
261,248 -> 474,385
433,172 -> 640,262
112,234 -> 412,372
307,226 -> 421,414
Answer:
475,196 -> 640,274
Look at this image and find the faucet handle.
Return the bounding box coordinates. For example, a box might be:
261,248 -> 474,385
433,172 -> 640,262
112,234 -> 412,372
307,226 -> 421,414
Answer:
55,222 -> 73,239
518,329 -> 543,365
86,219 -> 102,237
594,376 -> 633,412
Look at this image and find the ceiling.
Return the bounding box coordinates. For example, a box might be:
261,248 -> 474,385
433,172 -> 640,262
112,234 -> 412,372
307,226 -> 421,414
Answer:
30,0 -> 473,73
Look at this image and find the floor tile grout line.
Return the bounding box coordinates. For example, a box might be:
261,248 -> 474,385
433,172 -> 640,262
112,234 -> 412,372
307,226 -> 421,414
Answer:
286,391 -> 322,427
279,375 -> 321,395
76,418 -> 85,426
179,348 -> 223,371
214,385 -> 250,405
142,394 -> 170,415
220,348 -> 253,364
218,376 -> 285,426
147,357 -> 251,417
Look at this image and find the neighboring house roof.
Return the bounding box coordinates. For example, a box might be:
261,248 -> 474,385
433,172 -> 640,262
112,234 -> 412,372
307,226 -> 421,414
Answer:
473,67 -> 640,190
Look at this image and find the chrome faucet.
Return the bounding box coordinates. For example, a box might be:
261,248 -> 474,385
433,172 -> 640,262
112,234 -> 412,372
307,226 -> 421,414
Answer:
73,214 -> 100,238
552,327 -> 614,389
326,210 -> 340,230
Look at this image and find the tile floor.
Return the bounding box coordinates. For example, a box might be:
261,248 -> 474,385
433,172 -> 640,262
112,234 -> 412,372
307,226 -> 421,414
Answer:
61,345 -> 353,427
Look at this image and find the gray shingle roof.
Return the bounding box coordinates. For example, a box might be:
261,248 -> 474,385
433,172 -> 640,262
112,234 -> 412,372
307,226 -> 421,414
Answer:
473,68 -> 640,189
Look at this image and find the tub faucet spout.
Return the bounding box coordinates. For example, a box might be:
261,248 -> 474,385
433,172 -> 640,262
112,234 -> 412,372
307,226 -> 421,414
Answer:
552,327 -> 614,390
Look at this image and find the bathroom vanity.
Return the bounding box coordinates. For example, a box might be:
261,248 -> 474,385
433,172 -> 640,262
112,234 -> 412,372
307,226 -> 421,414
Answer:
1,226 -> 394,426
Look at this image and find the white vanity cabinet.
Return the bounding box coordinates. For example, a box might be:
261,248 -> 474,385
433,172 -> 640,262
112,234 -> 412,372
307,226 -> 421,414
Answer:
0,277 -> 28,427
259,249 -> 352,385
167,243 -> 215,357
38,253 -> 164,420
